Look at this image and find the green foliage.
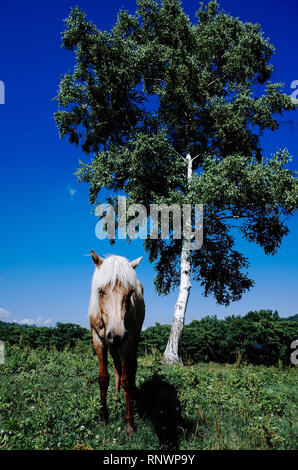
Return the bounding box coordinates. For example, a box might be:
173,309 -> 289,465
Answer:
140,310 -> 298,365
54,0 -> 298,304
1,309 -> 297,366
0,321 -> 92,350
282,314 -> 298,322
0,346 -> 297,449
139,322 -> 171,355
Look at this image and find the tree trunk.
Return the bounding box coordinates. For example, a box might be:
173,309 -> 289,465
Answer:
162,154 -> 192,366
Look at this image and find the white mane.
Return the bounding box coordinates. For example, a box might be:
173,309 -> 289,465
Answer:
89,255 -> 137,320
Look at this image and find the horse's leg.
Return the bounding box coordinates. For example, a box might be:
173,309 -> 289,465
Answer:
121,341 -> 137,436
112,351 -> 122,394
92,329 -> 109,421
131,334 -> 140,398
113,365 -> 121,394
109,346 -> 122,395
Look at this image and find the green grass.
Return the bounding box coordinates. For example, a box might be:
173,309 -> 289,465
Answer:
0,344 -> 297,450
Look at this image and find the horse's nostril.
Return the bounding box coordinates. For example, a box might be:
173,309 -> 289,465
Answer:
107,332 -> 112,341
107,331 -> 122,346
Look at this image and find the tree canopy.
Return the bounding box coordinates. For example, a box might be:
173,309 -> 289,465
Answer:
55,0 -> 297,306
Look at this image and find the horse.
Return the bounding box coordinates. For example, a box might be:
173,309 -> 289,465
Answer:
88,250 -> 145,436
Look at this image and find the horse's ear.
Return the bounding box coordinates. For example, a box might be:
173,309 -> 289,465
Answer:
130,256 -> 143,269
90,250 -> 103,266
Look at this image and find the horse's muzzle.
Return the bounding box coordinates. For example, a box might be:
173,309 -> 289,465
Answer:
107,331 -> 123,347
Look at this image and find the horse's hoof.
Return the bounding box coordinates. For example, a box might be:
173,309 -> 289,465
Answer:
126,423 -> 134,436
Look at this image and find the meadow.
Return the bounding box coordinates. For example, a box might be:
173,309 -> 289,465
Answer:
0,344 -> 297,450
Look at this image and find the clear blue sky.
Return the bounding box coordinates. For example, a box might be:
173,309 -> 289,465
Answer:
0,0 -> 297,329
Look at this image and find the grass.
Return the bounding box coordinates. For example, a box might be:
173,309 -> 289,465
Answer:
0,344 -> 297,450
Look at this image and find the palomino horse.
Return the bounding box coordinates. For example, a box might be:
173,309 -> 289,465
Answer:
88,250 -> 145,435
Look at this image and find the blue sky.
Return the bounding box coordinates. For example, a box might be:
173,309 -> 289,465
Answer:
0,0 -> 297,329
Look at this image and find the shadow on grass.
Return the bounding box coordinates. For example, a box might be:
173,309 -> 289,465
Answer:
135,373 -> 195,450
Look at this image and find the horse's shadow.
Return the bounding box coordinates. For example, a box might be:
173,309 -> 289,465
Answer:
135,373 -> 192,449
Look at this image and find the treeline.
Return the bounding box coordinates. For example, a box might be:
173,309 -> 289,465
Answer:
0,321 -> 91,350
0,310 -> 297,366
140,310 -> 298,366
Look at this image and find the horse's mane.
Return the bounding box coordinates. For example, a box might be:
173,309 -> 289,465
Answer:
89,255 -> 137,320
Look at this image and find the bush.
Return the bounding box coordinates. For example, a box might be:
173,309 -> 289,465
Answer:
1,310 -> 297,366
139,310 -> 298,366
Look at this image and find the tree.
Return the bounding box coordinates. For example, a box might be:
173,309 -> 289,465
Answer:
54,0 -> 298,365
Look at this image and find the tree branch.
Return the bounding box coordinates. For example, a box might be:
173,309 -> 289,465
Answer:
170,146 -> 187,161
191,154 -> 201,163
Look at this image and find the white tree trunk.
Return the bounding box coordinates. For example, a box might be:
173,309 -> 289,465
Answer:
162,154 -> 192,366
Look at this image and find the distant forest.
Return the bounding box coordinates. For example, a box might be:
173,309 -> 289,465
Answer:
0,310 -> 297,366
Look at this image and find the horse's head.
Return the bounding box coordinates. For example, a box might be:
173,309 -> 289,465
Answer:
90,250 -> 142,346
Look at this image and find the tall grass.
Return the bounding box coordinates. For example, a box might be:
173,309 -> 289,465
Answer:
0,344 -> 297,450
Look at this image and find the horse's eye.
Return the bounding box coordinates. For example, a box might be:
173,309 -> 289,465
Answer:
99,289 -> 105,296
